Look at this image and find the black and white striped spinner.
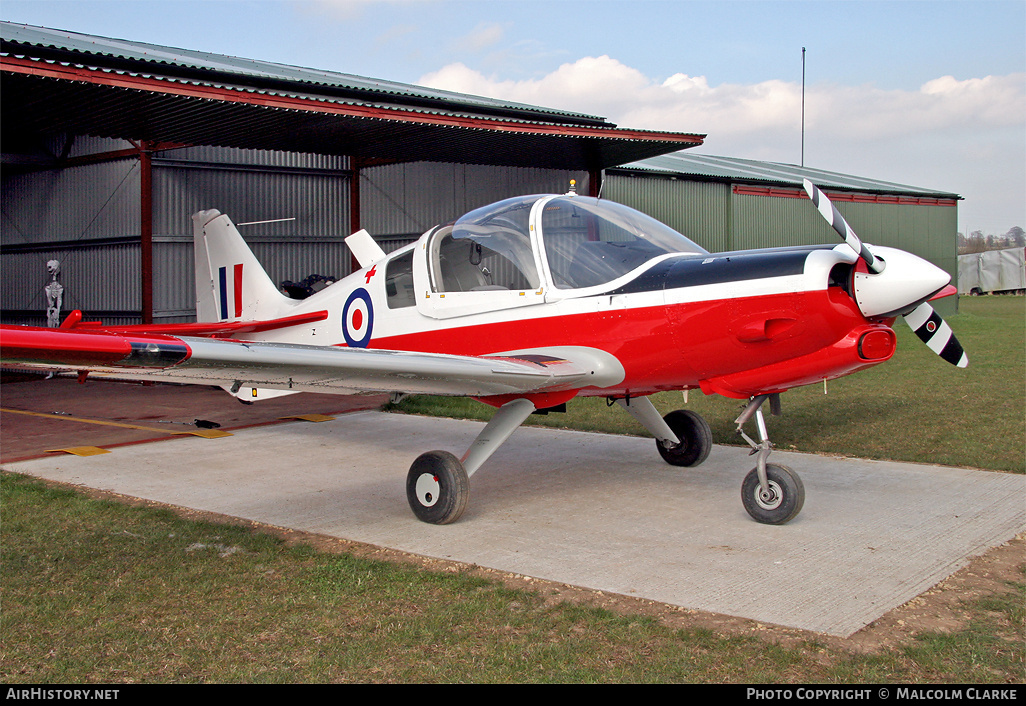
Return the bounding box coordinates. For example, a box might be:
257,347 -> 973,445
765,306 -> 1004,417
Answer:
903,302 -> 969,368
803,179 -> 885,274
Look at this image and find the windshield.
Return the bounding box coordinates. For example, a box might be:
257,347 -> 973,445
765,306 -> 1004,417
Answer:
433,195 -> 541,292
540,196 -> 708,289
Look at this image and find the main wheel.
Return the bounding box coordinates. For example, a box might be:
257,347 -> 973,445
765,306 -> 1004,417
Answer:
406,451 -> 469,524
741,463 -> 805,525
656,410 -> 713,467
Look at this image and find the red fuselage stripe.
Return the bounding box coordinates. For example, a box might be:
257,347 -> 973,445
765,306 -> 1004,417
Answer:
365,288 -> 871,396
234,263 -> 244,318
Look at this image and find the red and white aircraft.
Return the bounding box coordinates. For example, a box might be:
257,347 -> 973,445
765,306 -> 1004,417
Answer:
0,180 -> 967,525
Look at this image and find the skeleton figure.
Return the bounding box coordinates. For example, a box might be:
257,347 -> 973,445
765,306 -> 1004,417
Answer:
45,259 -> 63,328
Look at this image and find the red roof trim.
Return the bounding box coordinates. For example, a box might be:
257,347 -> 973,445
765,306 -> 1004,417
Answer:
733,184 -> 957,207
1,56 -> 705,145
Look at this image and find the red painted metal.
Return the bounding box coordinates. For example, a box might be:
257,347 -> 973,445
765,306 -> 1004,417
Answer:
139,141 -> 153,325
0,56 -> 704,145
0,326 -> 183,367
233,264 -> 244,318
349,158 -> 362,273
364,288 -> 878,399
732,184 -> 957,207
70,310 -> 330,336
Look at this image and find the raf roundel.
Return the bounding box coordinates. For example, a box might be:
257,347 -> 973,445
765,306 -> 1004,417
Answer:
342,288 -> 374,347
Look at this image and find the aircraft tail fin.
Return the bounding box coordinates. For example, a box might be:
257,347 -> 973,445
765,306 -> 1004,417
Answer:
193,210 -> 291,322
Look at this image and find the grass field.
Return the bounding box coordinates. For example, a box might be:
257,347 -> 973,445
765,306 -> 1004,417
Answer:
1,296 -> 1022,683
1,473 -> 1022,683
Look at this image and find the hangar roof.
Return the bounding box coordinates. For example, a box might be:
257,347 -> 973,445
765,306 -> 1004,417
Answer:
0,22 -> 704,170
620,152 -> 960,200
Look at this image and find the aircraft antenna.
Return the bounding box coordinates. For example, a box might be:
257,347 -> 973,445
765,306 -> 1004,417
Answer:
237,217 -> 297,227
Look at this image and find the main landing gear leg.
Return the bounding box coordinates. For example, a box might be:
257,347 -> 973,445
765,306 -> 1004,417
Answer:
615,396 -> 712,468
735,394 -> 805,525
406,398 -> 536,525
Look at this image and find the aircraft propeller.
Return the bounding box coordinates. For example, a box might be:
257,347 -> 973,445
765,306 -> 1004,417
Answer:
803,179 -> 885,274
902,300 -> 969,368
802,179 -> 968,368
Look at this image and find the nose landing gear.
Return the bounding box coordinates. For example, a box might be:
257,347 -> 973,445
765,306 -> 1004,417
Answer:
735,394 -> 805,524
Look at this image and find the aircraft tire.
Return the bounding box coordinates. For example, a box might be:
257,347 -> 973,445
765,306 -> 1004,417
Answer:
741,463 -> 805,525
656,410 -> 713,467
406,450 -> 469,524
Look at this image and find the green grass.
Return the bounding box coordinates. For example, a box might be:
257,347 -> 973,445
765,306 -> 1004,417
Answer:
391,296 -> 1025,473
1,472 -> 1022,683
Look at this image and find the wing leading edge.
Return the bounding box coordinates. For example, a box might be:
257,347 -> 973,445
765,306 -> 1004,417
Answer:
0,325 -> 594,398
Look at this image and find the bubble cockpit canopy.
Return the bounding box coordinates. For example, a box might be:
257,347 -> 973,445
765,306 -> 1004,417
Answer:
437,194 -> 708,293
538,195 -> 708,289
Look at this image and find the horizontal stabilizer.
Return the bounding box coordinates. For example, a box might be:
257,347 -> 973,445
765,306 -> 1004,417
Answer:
60,309 -> 329,338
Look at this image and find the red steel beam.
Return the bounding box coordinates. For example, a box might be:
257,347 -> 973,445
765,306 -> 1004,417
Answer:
138,141 -> 153,324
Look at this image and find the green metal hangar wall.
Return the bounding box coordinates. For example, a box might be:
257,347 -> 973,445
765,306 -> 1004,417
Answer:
608,154 -> 962,313
0,22 -> 703,325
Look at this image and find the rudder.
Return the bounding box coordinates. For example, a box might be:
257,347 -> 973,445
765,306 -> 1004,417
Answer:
193,210 -> 291,322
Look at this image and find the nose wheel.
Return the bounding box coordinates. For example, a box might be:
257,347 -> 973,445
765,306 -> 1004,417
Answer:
741,463 -> 804,524
735,394 -> 806,524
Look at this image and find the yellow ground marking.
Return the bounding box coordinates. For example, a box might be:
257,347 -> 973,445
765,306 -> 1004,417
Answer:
1,407 -> 233,438
279,414 -> 336,422
173,428 -> 233,438
45,446 -> 111,457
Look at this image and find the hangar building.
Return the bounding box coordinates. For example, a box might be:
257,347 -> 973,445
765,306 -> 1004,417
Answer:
605,153 -> 960,313
1,22 -> 960,326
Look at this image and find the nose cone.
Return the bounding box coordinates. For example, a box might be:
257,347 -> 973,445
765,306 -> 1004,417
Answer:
853,246 -> 951,318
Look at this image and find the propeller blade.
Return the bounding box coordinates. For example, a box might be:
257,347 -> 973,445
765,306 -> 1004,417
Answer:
803,179 -> 885,274
902,302 -> 968,368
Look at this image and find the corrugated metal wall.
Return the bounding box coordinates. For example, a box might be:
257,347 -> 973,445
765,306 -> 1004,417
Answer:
151,147 -> 352,322
2,141 -> 584,325
361,162 -> 586,244
1,158 -> 141,243
606,173 -> 958,254
2,136 -> 143,324
603,174 -> 730,251
1,244 -> 141,325
1,139 -> 354,325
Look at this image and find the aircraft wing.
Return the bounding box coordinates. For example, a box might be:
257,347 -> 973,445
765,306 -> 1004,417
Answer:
0,325 -> 594,398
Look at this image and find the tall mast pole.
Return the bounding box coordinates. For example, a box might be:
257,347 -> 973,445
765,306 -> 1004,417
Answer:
801,47 -> 806,167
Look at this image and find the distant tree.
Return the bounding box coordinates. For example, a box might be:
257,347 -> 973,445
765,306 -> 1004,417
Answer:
958,229 -> 988,254
957,228 -> 1024,254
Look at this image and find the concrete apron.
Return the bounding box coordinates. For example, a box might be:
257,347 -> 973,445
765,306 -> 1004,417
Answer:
4,410 -> 1023,637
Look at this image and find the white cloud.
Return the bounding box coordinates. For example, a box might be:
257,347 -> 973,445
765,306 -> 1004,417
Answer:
297,0 -> 432,21
451,21 -> 508,53
419,57 -> 1026,231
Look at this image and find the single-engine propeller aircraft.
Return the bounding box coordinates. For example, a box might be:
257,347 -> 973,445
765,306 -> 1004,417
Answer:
0,180 -> 967,525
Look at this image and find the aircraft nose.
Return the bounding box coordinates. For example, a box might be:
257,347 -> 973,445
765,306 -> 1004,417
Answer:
852,246 -> 952,318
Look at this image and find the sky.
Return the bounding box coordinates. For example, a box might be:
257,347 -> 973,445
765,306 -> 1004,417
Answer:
2,0 -> 1024,235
